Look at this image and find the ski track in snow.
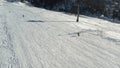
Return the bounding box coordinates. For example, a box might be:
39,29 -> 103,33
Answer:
0,11 -> 20,68
0,1 -> 120,68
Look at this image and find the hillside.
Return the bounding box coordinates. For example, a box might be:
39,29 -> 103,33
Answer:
1,1 -> 120,68
26,0 -> 120,20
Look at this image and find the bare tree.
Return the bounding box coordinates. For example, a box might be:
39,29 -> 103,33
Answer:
76,4 -> 80,22
76,0 -> 80,22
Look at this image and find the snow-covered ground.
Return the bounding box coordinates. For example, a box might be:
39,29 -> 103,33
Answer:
0,1 -> 120,68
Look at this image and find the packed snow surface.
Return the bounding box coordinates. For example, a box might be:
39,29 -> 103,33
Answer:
0,1 -> 120,68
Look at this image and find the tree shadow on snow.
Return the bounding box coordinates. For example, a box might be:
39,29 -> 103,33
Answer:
58,29 -> 102,38
58,32 -> 81,37
27,20 -> 75,23
46,21 -> 75,22
27,20 -> 44,22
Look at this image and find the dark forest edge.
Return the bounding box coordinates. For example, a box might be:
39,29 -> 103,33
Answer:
7,0 -> 120,22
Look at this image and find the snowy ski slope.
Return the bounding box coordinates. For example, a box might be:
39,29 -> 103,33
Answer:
0,1 -> 120,68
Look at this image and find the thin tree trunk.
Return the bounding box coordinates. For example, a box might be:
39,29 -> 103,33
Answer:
21,0 -> 25,2
76,4 -> 80,22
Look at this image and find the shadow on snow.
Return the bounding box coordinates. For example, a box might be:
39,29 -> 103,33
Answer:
27,20 -> 76,23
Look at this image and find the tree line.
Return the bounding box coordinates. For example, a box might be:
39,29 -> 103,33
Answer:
21,0 -> 120,20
